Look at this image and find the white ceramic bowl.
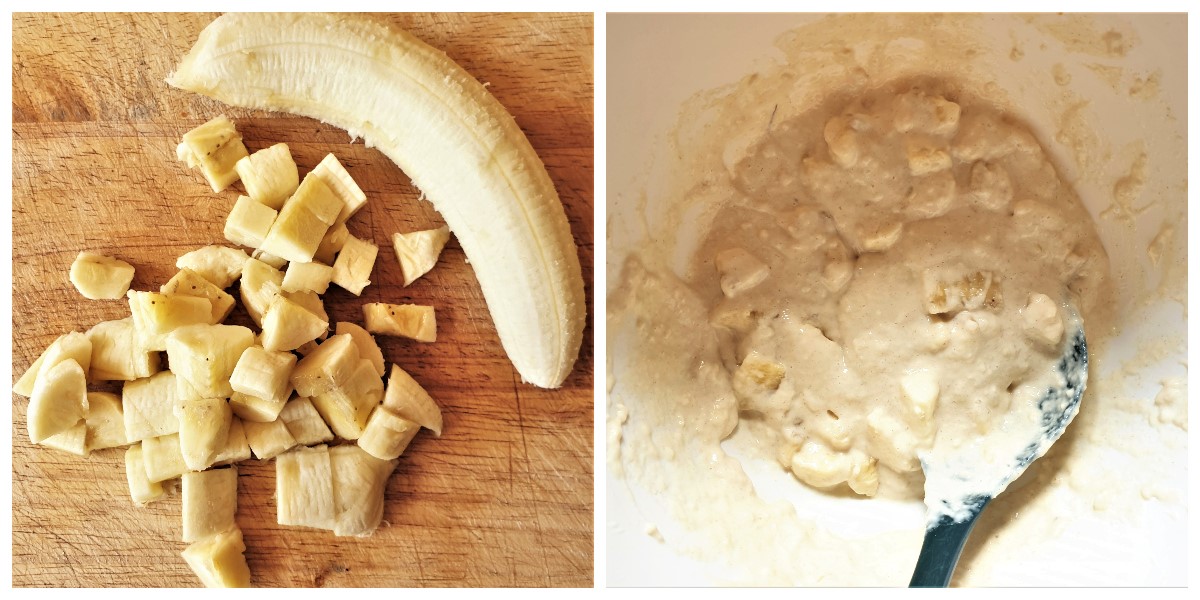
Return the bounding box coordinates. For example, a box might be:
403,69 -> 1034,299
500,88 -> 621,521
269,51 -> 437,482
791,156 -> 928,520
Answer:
606,13 -> 1186,586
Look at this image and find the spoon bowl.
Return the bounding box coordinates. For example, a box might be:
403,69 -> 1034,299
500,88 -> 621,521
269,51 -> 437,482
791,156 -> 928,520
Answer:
909,318 -> 1088,587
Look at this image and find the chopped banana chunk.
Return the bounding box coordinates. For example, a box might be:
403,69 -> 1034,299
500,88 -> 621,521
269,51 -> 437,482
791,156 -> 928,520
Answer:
310,359 -> 382,440
362,303 -> 436,342
900,371 -> 940,420
276,444 -> 335,530
123,372 -> 185,443
239,258 -> 284,327
359,406 -> 420,460
392,226 -> 450,286
310,153 -> 367,226
125,444 -> 164,506
229,346 -> 296,412
27,358 -> 88,445
330,235 -> 377,296
161,268 -> 236,323
290,334 -> 360,398
87,318 -> 160,382
330,444 -> 396,537
176,398 -> 233,472
14,331 -> 92,397
165,324 -> 255,398
733,352 -> 786,394
69,252 -> 135,300
281,260 -> 333,294
1022,292 -> 1064,346
259,173 -> 343,263
85,391 -> 129,451
176,246 -> 250,289
41,423 -> 88,456
381,364 -> 442,436
224,195 -> 278,250
278,397 -> 334,446
715,248 -> 769,298
182,467 -> 238,543
177,115 -> 249,193
234,143 -> 298,209
922,267 -> 999,315
313,222 -> 349,265
260,295 -> 328,352
181,528 -> 251,588
335,321 -> 385,377
128,291 -> 216,351
243,417 -> 297,460
141,433 -> 189,483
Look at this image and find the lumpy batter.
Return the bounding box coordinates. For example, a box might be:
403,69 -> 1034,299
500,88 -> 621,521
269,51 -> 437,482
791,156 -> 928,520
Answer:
693,81 -> 1109,508
608,79 -> 1112,582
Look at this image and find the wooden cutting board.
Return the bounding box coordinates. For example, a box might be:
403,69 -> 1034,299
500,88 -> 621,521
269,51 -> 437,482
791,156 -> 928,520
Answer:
12,13 -> 593,588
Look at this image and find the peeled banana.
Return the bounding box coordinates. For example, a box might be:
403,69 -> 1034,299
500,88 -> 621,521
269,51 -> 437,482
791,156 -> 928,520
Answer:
168,12 -> 585,387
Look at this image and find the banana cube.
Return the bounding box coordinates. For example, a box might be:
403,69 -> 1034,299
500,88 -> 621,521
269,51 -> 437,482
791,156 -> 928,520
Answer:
732,352 -> 786,394
260,295 -> 328,353
122,371 -> 185,443
278,397 -> 334,446
330,235 -> 377,296
142,433 -> 190,483
41,423 -> 88,456
290,334 -> 360,398
330,444 -> 396,537
363,303 -> 436,342
276,444 -> 335,530
14,331 -> 92,397
161,268 -> 236,323
335,321 -> 385,377
358,406 -> 420,461
380,364 -> 442,436
310,153 -> 367,226
176,398 -> 233,472
313,222 -> 349,265
1022,292 -> 1064,346
239,258 -> 284,327
229,346 -> 296,416
85,391 -> 129,451
282,260 -> 333,294
176,245 -> 250,289
181,528 -> 251,588
243,417 -> 297,460
259,173 -> 343,263
165,324 -> 255,398
715,248 -> 769,298
391,226 -> 449,286
28,358 -> 88,444
311,359 -> 382,440
224,195 -> 278,250
922,268 -> 999,315
125,443 -> 164,506
182,467 -> 238,543
234,143 -> 298,210
251,248 -> 288,269
128,291 -> 216,352
69,251 -> 135,300
900,371 -> 940,420
177,115 -> 249,193
87,318 -> 160,382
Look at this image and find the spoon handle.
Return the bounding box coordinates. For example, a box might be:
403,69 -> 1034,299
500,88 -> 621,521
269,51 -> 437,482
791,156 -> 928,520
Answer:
909,500 -> 990,587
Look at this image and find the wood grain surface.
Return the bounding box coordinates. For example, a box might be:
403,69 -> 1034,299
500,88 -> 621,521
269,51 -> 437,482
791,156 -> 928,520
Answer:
12,12 -> 593,588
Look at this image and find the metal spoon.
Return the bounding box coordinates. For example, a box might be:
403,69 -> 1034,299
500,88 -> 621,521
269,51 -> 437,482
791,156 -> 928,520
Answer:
909,320 -> 1088,587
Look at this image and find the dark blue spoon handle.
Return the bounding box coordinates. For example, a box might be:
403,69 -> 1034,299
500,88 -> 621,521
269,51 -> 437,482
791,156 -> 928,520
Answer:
909,499 -> 990,587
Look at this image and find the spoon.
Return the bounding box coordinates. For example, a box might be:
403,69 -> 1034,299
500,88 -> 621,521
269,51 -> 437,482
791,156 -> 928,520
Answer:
909,319 -> 1088,587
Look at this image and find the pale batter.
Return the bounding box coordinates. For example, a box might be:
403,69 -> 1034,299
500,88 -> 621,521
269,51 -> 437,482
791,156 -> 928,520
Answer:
608,13 -> 1185,587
